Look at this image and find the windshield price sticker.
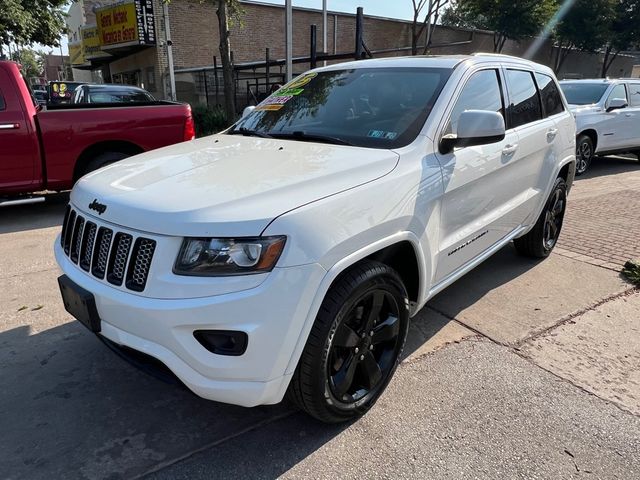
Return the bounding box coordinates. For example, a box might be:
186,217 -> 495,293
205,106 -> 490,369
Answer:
255,104 -> 284,111
285,72 -> 317,89
255,94 -> 294,111
273,87 -> 304,97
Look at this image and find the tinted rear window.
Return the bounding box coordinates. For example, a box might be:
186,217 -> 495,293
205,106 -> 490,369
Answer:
506,70 -> 542,128
535,73 -> 564,117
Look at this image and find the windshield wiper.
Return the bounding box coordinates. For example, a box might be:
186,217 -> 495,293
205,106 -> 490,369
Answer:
228,127 -> 272,138
270,131 -> 353,146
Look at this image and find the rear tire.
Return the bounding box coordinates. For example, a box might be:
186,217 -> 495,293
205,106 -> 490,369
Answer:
287,260 -> 410,423
514,177 -> 567,258
575,134 -> 593,175
80,151 -> 131,178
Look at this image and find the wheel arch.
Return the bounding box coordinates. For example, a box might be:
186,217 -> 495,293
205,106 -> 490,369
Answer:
578,128 -> 598,152
73,140 -> 144,181
283,231 -> 430,376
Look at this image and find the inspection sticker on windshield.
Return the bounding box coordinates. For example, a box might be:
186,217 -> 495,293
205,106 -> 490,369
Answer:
368,130 -> 398,140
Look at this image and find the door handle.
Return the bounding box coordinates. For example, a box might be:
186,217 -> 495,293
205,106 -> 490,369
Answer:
502,144 -> 519,155
625,113 -> 633,117
546,128 -> 558,139
0,123 -> 20,130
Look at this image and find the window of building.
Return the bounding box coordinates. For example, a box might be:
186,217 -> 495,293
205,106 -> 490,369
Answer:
607,84 -> 627,107
506,70 -> 542,128
447,69 -> 504,135
535,73 -> 564,117
626,83 -> 640,107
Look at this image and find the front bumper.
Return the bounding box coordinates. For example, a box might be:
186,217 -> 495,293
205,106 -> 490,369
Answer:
55,240 -> 327,407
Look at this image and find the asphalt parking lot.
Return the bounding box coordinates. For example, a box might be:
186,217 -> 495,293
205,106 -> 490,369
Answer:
1,155 -> 639,479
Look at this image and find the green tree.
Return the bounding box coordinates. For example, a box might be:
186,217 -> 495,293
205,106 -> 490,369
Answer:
11,47 -> 43,78
0,0 -> 67,57
600,0 -> 640,77
553,0 -> 614,72
442,0 -> 557,52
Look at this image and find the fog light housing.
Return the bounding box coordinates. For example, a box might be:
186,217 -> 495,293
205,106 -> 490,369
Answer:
194,330 -> 248,356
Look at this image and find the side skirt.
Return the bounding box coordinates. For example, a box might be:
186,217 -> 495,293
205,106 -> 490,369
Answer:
426,225 -> 528,300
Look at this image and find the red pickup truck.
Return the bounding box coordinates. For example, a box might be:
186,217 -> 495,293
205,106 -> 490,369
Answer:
0,61 -> 195,205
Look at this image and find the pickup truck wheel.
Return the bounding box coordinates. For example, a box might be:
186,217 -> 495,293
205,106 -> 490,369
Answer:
514,177 -> 567,258
81,151 -> 131,178
287,261 -> 409,423
575,135 -> 593,175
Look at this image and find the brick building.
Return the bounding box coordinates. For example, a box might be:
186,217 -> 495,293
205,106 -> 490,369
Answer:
67,0 -> 634,104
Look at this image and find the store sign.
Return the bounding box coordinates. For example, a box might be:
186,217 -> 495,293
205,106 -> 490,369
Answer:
68,43 -> 85,66
82,26 -> 111,60
96,0 -> 156,49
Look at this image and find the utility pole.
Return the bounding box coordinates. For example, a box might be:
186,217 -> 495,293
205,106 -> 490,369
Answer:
163,2 -> 177,101
285,0 -> 293,82
60,45 -> 66,80
322,0 -> 327,66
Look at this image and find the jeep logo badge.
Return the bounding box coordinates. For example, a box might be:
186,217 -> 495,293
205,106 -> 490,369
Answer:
88,199 -> 107,215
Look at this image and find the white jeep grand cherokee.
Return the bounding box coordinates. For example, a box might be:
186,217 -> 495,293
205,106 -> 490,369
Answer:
56,54 -> 575,423
560,78 -> 640,175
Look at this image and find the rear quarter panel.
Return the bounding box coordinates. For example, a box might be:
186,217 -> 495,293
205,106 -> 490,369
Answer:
37,104 -> 191,189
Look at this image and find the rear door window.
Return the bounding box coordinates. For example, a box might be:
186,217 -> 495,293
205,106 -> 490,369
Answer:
0,90 -> 5,110
506,69 -> 543,128
534,73 -> 564,117
446,69 -> 505,135
627,83 -> 640,107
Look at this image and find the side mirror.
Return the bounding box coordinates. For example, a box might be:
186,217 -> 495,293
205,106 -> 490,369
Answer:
439,110 -> 506,155
606,98 -> 627,112
242,105 -> 256,118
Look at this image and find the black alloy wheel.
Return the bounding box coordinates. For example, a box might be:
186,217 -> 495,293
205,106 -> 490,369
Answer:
575,134 -> 593,175
542,186 -> 565,251
514,177 -> 568,258
287,261 -> 409,423
328,288 -> 402,404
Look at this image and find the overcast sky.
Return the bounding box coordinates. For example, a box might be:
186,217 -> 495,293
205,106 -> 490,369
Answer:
53,1 -> 416,55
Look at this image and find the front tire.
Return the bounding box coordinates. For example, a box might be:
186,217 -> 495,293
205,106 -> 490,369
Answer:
575,134 -> 594,175
287,261 -> 410,423
514,177 -> 567,258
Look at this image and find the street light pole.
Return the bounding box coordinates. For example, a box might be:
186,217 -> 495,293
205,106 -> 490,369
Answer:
322,0 -> 327,66
163,2 -> 177,101
285,0 -> 293,82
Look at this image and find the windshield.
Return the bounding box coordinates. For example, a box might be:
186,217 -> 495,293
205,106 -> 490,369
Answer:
560,82 -> 609,105
231,67 -> 452,149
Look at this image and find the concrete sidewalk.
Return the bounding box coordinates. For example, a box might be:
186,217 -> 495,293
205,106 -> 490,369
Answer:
148,337 -> 640,480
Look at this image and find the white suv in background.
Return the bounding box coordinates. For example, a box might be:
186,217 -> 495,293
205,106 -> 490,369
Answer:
560,78 -> 640,175
56,54 -> 575,423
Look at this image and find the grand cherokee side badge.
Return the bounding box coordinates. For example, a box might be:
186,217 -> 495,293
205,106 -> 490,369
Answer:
88,199 -> 107,215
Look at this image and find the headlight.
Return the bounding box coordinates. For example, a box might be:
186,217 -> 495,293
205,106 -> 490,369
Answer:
173,236 -> 286,276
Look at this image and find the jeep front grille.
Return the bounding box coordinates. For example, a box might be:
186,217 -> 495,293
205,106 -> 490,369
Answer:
60,207 -> 156,293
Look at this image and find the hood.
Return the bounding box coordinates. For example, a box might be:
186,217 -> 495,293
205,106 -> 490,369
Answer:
71,134 -> 399,237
